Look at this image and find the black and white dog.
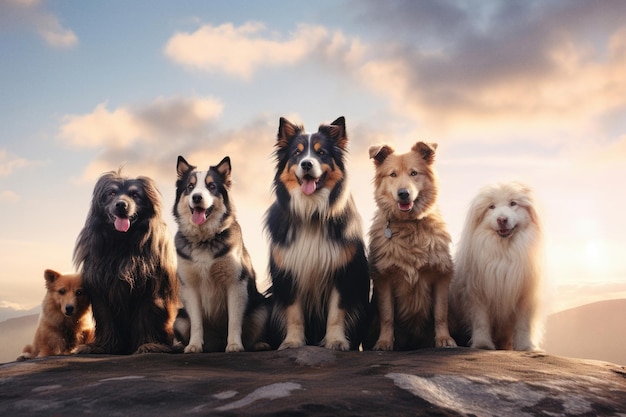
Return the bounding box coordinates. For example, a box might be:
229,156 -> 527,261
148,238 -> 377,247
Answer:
173,156 -> 270,352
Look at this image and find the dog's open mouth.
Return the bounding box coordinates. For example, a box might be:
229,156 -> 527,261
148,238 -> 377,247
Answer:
497,226 -> 516,238
397,201 -> 414,212
190,206 -> 213,225
113,213 -> 138,233
300,173 -> 326,196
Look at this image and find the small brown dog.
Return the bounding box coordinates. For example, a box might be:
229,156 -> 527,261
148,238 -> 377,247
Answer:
17,269 -> 93,360
365,142 -> 456,350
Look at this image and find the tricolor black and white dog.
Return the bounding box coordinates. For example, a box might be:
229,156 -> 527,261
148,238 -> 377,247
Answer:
265,116 -> 370,351
173,156 -> 270,352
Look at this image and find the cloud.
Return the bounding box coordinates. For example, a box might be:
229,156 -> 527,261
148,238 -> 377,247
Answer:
57,96 -> 224,150
164,22 -> 365,79
55,96 -> 277,194
0,149 -> 29,177
349,1 -> 626,137
0,190 -> 21,203
0,0 -> 77,48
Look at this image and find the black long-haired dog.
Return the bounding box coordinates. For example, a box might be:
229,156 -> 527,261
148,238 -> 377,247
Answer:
73,170 -> 178,354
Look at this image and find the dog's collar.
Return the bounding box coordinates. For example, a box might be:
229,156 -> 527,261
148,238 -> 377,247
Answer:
385,217 -> 422,239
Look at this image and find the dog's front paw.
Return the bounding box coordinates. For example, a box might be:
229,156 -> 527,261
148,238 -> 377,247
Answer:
324,338 -> 350,351
435,336 -> 457,348
372,339 -> 394,351
225,343 -> 245,353
278,339 -> 305,350
184,343 -> 203,353
470,338 -> 496,350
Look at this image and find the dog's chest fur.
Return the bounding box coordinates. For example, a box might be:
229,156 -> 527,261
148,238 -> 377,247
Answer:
176,232 -> 244,321
369,211 -> 453,283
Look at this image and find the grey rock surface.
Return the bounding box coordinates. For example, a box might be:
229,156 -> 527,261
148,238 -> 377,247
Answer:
1,346 -> 625,416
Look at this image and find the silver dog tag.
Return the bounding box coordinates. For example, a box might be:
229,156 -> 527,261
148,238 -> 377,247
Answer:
385,221 -> 392,239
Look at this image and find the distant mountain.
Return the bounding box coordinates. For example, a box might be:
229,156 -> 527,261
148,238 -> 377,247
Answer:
0,314 -> 38,363
0,305 -> 40,322
544,298 -> 626,366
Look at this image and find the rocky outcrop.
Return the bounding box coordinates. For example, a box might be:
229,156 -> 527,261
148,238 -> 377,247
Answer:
1,346 -> 625,416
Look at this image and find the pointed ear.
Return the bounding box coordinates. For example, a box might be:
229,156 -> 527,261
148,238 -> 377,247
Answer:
277,117 -> 300,149
320,116 -> 348,150
412,142 -> 437,164
369,144 -> 394,166
177,156 -> 194,180
216,156 -> 232,188
44,269 -> 60,289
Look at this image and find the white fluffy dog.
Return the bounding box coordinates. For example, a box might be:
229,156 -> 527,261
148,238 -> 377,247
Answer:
450,182 -> 544,351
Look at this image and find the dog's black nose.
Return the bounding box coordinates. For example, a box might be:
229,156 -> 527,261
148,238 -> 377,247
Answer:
115,200 -> 128,210
497,216 -> 508,227
192,194 -> 203,204
65,305 -> 74,316
397,189 -> 410,201
300,160 -> 313,172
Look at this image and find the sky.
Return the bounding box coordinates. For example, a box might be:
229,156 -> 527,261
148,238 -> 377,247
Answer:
1,0 -> 625,314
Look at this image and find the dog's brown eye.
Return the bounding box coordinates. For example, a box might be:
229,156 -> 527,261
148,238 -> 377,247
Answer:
208,183 -> 216,191
390,172 -> 397,178
76,290 -> 83,296
318,149 -> 325,156
410,170 -> 418,176
489,204 -> 495,210
187,183 -> 194,191
510,201 -> 517,207
294,149 -> 301,157
109,190 -> 117,197
130,191 -> 139,199
59,289 -> 66,295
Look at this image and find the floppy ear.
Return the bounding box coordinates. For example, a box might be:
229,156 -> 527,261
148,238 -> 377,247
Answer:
177,156 -> 194,180
277,117 -> 300,149
44,269 -> 60,290
215,156 -> 232,188
369,144 -> 394,166
412,141 -> 437,164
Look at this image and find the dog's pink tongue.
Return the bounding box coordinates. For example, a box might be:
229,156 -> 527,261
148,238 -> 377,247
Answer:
192,208 -> 207,225
114,217 -> 131,232
301,179 -> 317,196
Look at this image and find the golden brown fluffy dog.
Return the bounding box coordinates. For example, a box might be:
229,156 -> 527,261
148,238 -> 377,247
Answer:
365,142 -> 456,350
18,269 -> 93,360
